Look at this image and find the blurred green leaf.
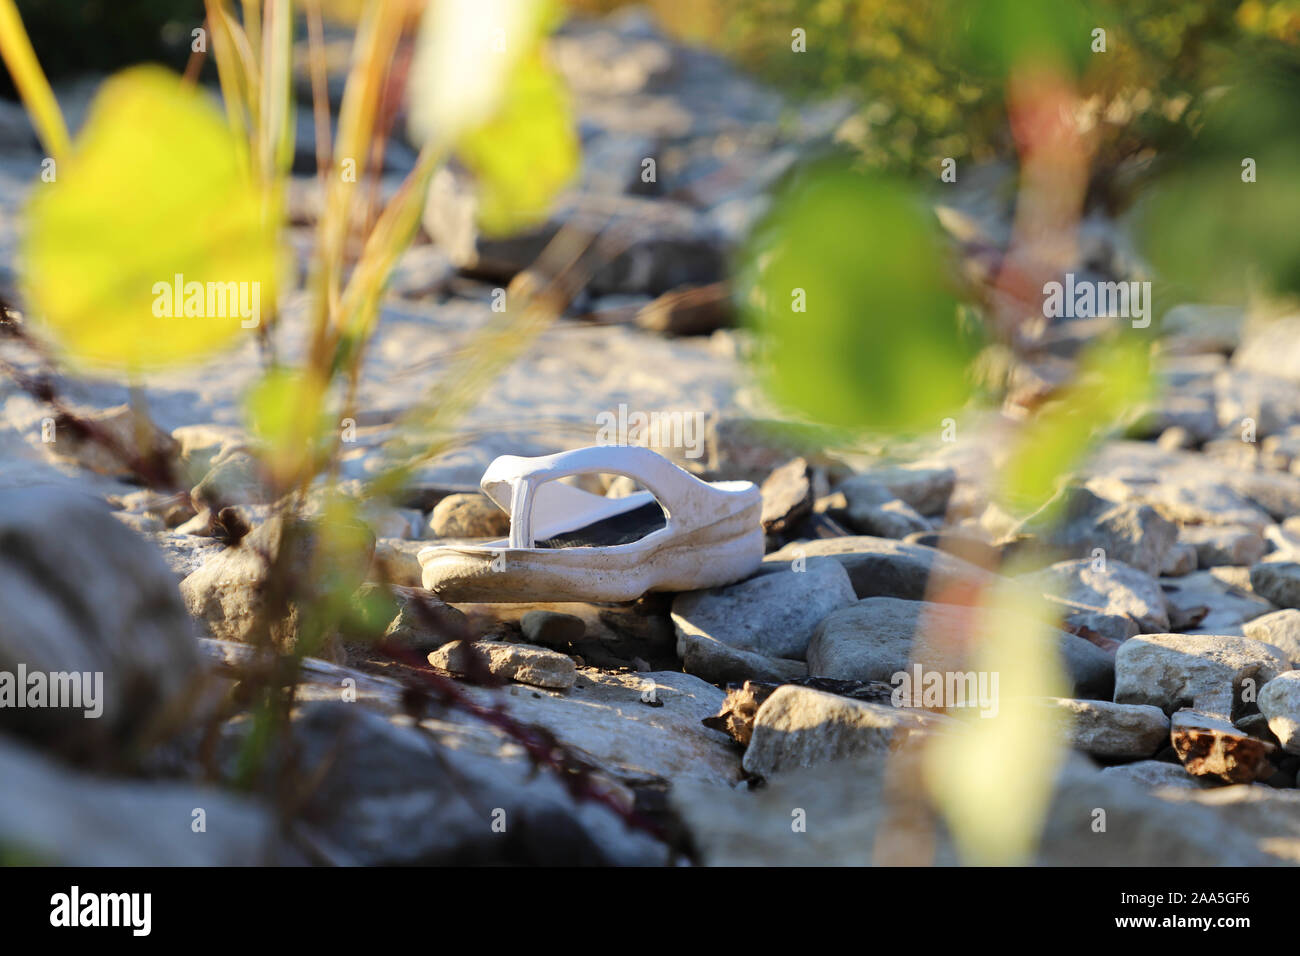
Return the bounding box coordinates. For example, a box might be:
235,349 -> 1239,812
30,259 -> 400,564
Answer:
943,0 -> 1094,81
22,66 -> 281,371
741,162 -> 980,434
924,573 -> 1068,864
1000,336 -> 1154,511
1136,53 -> 1300,300
244,366 -> 330,486
456,48 -> 579,236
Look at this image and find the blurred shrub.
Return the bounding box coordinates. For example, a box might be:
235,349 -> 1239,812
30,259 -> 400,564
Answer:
1,0 -> 201,96
716,0 -> 1294,183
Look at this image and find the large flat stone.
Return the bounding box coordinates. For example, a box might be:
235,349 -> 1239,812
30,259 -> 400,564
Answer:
806,596 -> 1114,699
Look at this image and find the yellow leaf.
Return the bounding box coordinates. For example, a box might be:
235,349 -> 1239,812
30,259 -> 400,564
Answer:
245,367 -> 330,488
22,67 -> 281,371
923,574 -> 1068,864
1000,336 -> 1153,511
455,49 -> 579,236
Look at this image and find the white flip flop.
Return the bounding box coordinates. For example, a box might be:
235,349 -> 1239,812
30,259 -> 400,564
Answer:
417,445 -> 763,602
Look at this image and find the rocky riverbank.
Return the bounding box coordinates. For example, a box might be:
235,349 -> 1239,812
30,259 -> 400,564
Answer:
3,9 -> 1300,866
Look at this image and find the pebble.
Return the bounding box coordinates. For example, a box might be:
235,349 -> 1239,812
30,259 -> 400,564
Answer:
672,559 -> 855,684
806,596 -> 1115,699
428,640 -> 577,690
428,493 -> 510,539
1250,560 -> 1300,608
1258,671 -> 1300,754
1036,697 -> 1170,758
1114,632 -> 1290,715
742,685 -> 945,777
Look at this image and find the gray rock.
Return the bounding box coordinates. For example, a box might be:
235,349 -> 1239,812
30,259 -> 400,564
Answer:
1034,487 -> 1177,578
40,403 -> 179,477
154,531 -> 224,581
458,668 -> 741,785
190,446 -> 272,510
0,487 -> 202,757
1230,468 -> 1300,522
1258,670 -> 1300,755
1161,541 -> 1198,577
764,535 -> 996,601
1098,760 -> 1210,790
362,507 -> 424,540
758,457 -> 813,534
370,538 -> 426,587
428,492 -> 509,539
847,464 -> 956,516
223,701 -> 667,865
672,559 -> 855,683
520,610 -> 587,648
428,640 -> 577,689
423,172 -> 726,296
806,597 -> 1114,699
1216,368 -> 1300,438
1150,392 -> 1220,444
1231,315 -> 1300,383
171,423 -> 248,481
1036,697 -> 1169,758
179,515 -> 374,660
1251,560 -> 1300,609
1180,524 -> 1268,568
1114,632 -> 1289,715
0,736 -> 280,865
1243,609 -> 1300,665
1261,425 -> 1300,471
1087,475 -> 1273,532
1020,558 -> 1169,642
1161,568 -> 1275,633
837,476 -> 931,538
1157,781 -> 1300,855
671,752 -> 1280,865
742,685 -> 945,777
364,584 -> 468,653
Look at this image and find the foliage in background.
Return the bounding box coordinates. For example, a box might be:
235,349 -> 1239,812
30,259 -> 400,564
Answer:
1135,45 -> 1300,302
737,0 -> 1168,865
740,161 -> 979,435
717,0 -> 1294,186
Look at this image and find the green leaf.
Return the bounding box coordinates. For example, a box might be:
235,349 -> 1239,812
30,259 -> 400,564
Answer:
741,162 -> 980,434
942,0 -> 1093,82
244,366 -> 330,487
455,49 -> 579,236
1000,336 -> 1154,512
21,66 -> 281,371
924,573 -> 1068,864
1136,52 -> 1300,301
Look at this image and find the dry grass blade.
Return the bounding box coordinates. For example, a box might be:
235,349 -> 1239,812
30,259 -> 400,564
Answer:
257,0 -> 295,186
0,0 -> 70,161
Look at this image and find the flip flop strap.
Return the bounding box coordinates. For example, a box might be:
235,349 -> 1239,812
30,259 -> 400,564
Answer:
483,445 -> 719,548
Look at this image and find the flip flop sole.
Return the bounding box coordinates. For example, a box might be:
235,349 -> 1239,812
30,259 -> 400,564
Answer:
419,525 -> 764,603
